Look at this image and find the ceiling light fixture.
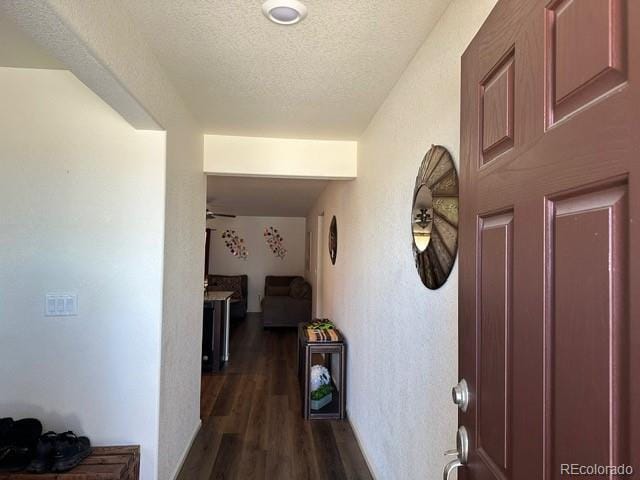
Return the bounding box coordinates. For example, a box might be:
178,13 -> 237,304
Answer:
262,0 -> 307,25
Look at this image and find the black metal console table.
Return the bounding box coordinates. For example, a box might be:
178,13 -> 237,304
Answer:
297,323 -> 346,420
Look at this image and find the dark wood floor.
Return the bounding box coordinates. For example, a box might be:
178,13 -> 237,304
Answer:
177,313 -> 373,480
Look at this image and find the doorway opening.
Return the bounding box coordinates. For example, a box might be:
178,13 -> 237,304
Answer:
200,175 -> 327,412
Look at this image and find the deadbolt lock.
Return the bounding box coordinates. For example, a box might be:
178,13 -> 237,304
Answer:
452,379 -> 470,412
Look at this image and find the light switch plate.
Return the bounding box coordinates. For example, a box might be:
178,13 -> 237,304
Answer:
45,293 -> 78,316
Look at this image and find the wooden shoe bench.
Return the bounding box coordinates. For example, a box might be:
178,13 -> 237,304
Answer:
0,446 -> 140,480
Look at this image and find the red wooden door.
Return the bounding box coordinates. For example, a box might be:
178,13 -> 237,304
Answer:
458,1 -> 639,479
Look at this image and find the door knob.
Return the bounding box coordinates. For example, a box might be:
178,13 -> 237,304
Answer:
452,379 -> 470,412
442,426 -> 469,480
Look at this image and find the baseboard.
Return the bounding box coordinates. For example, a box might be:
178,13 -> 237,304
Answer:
170,419 -> 201,480
346,410 -> 378,480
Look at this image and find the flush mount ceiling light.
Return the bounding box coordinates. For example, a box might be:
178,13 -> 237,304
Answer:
262,0 -> 308,25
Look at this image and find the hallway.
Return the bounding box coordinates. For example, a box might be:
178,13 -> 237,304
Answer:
177,314 -> 372,480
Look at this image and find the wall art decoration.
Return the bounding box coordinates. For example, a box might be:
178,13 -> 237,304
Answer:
221,229 -> 248,260
264,226 -> 287,259
411,145 -> 458,289
328,216 -> 337,265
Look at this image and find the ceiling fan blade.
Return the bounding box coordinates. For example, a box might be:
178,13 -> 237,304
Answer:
212,213 -> 236,218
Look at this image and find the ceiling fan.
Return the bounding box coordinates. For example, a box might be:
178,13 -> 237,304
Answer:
206,208 -> 236,220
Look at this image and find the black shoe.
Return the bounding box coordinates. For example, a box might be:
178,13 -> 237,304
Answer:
26,431 -> 58,473
0,418 -> 42,472
0,418 -> 14,454
0,418 -> 13,440
0,417 -> 15,467
50,431 -> 91,472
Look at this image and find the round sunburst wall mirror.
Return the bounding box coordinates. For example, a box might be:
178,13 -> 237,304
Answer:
412,145 -> 459,289
328,216 -> 337,265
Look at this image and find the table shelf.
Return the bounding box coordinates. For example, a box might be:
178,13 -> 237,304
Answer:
297,323 -> 346,420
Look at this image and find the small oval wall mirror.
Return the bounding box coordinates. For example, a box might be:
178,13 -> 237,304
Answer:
328,216 -> 337,265
412,184 -> 434,252
412,145 -> 459,289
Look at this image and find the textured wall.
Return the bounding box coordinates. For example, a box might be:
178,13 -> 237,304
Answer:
0,15 -> 64,69
204,135 -> 357,178
306,0 -> 497,478
208,216 -> 306,312
0,68 -> 165,478
158,122 -> 205,480
1,2 -> 207,479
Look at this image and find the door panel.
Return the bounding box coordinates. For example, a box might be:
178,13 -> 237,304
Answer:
478,213 -> 513,474
547,184 -> 629,478
547,0 -> 627,125
481,53 -> 515,163
459,1 -> 639,479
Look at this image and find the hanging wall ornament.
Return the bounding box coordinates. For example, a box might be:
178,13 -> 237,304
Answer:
264,226 -> 287,259
221,229 -> 248,260
411,145 -> 458,289
328,216 -> 337,265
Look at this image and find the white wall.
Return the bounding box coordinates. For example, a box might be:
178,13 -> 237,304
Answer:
0,3 -> 207,479
0,68 -> 165,478
306,0 -> 497,478
204,134 -> 357,179
208,216 -> 306,312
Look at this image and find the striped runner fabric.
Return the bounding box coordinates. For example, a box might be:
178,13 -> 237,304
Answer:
305,327 -> 340,342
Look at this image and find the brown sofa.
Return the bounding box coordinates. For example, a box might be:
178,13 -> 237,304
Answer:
262,276 -> 312,327
207,274 -> 248,321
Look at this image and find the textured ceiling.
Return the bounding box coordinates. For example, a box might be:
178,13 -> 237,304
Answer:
0,13 -> 64,69
123,0 -> 452,139
207,176 -> 330,217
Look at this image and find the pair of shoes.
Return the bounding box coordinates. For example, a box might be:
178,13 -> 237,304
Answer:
27,431 -> 92,473
0,418 -> 43,472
